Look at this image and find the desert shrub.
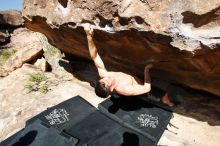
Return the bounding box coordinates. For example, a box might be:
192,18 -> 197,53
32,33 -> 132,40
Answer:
0,49 -> 16,66
25,73 -> 49,93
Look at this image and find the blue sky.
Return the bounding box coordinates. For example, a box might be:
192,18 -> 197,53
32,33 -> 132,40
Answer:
0,0 -> 22,10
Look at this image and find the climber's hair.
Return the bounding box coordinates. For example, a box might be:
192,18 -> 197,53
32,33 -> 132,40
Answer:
95,81 -> 111,98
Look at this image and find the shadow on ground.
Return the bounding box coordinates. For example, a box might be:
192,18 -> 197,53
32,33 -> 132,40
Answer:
59,57 -> 220,126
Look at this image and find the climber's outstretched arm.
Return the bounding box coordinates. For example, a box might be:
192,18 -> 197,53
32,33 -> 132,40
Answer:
84,24 -> 108,78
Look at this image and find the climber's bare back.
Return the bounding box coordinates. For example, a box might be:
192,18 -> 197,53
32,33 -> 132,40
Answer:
107,72 -> 142,86
101,71 -> 149,96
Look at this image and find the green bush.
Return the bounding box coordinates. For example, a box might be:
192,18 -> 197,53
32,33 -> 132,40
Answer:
0,49 -> 16,66
28,73 -> 47,83
25,73 -> 49,93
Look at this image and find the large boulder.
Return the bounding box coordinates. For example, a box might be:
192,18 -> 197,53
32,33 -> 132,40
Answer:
0,10 -> 22,45
22,0 -> 220,96
0,10 -> 22,28
0,28 -> 43,77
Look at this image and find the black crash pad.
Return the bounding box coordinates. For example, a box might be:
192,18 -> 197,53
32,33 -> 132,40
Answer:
26,95 -> 97,131
98,96 -> 173,143
0,119 -> 78,146
1,95 -> 171,146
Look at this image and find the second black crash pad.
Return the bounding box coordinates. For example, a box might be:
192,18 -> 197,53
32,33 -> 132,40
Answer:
64,109 -> 155,146
98,96 -> 173,143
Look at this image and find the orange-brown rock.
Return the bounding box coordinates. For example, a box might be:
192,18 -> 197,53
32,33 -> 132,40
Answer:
22,0 -> 220,96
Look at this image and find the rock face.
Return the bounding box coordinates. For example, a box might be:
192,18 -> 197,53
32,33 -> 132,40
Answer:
0,10 -> 22,45
0,10 -> 43,77
22,0 -> 220,96
0,10 -> 22,28
0,28 -> 43,77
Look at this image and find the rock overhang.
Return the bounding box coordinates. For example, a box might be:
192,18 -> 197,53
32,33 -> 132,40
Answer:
22,0 -> 220,96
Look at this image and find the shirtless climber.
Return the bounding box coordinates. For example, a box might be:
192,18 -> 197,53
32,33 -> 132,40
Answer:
83,24 -> 151,98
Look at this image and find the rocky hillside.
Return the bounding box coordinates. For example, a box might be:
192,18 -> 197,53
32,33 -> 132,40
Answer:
22,0 -> 220,96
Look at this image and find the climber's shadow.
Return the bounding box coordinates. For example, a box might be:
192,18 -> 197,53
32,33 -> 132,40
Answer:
121,132 -> 140,146
107,95 -> 156,114
12,131 -> 38,146
107,86 -> 178,114
58,57 -> 99,87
